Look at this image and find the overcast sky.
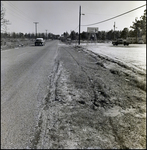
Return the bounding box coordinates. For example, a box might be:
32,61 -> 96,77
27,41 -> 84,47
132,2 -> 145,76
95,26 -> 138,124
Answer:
1,1 -> 146,35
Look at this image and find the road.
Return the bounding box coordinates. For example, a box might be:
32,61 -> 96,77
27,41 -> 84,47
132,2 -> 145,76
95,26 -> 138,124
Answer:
1,40 -> 59,149
1,41 -> 146,149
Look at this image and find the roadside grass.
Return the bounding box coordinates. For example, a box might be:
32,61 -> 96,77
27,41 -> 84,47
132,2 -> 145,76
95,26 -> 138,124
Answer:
1,38 -> 34,50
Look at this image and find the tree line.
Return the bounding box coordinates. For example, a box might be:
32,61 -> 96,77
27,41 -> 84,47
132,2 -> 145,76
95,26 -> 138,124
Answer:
1,32 -> 60,40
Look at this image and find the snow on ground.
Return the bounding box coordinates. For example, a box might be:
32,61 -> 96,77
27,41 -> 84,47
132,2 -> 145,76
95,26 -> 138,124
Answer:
80,43 -> 146,73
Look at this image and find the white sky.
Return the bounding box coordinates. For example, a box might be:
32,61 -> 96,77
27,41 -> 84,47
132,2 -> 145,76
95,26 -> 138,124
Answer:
1,1 -> 146,35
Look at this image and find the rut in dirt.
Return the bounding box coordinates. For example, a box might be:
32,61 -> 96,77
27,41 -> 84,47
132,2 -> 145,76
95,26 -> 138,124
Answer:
28,44 -> 146,149
60,46 -> 112,108
28,58 -> 63,149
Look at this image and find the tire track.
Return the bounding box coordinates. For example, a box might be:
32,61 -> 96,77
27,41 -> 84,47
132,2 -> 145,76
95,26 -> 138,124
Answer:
28,44 -> 146,149
28,53 -> 63,149
60,46 -> 110,108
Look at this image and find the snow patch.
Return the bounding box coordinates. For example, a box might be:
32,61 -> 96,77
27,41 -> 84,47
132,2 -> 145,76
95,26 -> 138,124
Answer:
104,106 -> 136,117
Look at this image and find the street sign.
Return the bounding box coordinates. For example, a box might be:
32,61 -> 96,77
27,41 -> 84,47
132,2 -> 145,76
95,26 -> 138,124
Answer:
87,27 -> 98,33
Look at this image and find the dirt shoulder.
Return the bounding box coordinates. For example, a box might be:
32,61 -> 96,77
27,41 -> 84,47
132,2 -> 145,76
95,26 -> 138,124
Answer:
29,44 -> 146,149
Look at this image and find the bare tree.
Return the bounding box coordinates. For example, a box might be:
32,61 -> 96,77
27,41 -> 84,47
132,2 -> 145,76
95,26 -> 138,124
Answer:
1,4 -> 10,33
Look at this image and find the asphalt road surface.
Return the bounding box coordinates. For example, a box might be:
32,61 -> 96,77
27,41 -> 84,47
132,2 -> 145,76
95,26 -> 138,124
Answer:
1,40 -> 59,149
1,41 -> 146,149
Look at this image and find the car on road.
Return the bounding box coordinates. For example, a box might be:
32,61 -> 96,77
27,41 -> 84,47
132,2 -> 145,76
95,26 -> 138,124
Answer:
35,38 -> 45,46
112,38 -> 129,46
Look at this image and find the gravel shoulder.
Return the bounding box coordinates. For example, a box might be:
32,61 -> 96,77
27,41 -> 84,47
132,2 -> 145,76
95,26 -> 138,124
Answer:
29,44 -> 146,149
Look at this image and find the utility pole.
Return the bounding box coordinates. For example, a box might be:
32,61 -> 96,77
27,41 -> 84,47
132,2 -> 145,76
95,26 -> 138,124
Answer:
45,30 -> 48,40
79,6 -> 81,45
34,22 -> 39,38
78,6 -> 85,45
113,22 -> 115,40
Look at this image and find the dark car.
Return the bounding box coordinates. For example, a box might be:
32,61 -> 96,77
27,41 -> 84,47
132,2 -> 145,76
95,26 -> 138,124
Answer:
35,38 -> 45,46
112,38 -> 129,46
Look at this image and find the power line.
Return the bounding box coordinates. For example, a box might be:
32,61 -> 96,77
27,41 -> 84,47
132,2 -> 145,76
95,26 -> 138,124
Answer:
4,6 -> 32,25
7,1 -> 35,22
82,4 -> 146,26
73,25 -> 79,31
4,1 -> 33,24
4,1 -> 46,33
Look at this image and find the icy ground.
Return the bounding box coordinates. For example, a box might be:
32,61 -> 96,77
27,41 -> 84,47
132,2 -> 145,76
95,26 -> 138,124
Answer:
80,43 -> 146,72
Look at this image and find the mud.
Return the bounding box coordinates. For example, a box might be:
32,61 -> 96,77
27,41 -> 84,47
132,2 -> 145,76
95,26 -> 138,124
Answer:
28,44 -> 146,149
